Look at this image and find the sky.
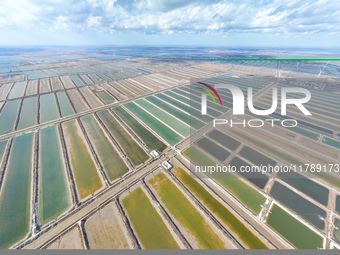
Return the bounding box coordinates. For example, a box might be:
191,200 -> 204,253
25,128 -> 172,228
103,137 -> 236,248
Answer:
0,0 -> 340,47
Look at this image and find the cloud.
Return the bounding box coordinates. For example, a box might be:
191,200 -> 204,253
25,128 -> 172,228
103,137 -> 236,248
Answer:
53,16 -> 70,30
86,15 -> 102,28
0,0 -> 339,36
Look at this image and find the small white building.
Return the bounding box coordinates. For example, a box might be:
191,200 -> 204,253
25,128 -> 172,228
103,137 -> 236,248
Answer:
162,161 -> 172,170
32,223 -> 38,235
150,150 -> 159,158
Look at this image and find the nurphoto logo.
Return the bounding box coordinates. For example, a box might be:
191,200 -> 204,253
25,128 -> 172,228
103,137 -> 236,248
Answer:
197,82 -> 312,128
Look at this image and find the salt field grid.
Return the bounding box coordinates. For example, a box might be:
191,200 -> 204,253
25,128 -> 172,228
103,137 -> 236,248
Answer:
120,184 -> 181,249
80,114 -> 129,182
66,89 -> 90,113
194,134 -> 269,189
227,123 -> 340,184
62,119 -> 104,201
8,81 -> 26,99
17,96 -> 37,130
39,93 -> 60,123
181,69 -> 339,249
181,143 -> 328,249
267,204 -> 324,249
1,56 -> 340,250
146,169 -> 236,249
39,78 -> 51,93
123,102 -> 183,145
252,83 -> 340,136
97,110 -> 149,167
170,165 -> 268,249
232,112 -> 340,183
182,146 -> 267,215
270,182 -> 326,230
70,75 -> 86,87
78,86 -> 103,108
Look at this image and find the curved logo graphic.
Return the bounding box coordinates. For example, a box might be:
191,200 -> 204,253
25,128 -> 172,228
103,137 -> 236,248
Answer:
197,82 -> 223,106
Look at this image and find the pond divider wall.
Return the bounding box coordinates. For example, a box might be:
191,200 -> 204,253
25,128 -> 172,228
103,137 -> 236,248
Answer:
32,131 -> 39,226
76,87 -> 91,109
115,198 -> 140,249
77,118 -> 110,186
22,81 -> 29,99
58,123 -> 79,205
0,139 -> 12,194
35,95 -> 40,125
167,168 -> 244,249
54,92 -> 63,118
94,112 -> 134,170
174,156 -> 279,249
79,220 -> 89,249
47,78 -> 53,92
110,109 -> 149,152
58,77 -> 66,91
5,83 -> 15,101
13,99 -> 23,131
36,79 -> 40,95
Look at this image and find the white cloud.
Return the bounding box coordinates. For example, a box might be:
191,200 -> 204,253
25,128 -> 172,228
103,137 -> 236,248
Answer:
53,16 -> 69,30
0,0 -> 339,36
86,15 -> 102,28
0,0 -> 40,28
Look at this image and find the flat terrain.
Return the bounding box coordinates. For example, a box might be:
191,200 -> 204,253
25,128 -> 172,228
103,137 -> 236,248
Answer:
183,146 -> 266,214
0,133 -> 33,249
267,204 -> 324,249
46,227 -> 84,249
81,114 -> 129,181
173,167 -> 267,249
114,106 -> 167,152
0,56 -> 339,250
62,120 -> 103,200
85,203 -> 132,249
121,186 -> 180,249
97,110 -> 149,167
148,171 -> 231,249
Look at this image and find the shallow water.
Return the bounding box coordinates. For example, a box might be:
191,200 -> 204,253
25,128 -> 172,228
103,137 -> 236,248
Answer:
270,182 -> 326,229
97,110 -> 149,166
17,97 -> 37,130
79,75 -> 93,85
114,106 -> 167,152
96,92 -> 114,104
56,91 -> 74,117
39,93 -> 59,123
267,204 -> 324,249
70,75 -> 85,87
0,99 -> 21,135
38,126 -> 71,225
0,133 -> 34,248
135,99 -> 190,136
8,81 -> 26,99
124,102 -> 182,145
278,171 -> 329,206
81,115 -> 128,181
